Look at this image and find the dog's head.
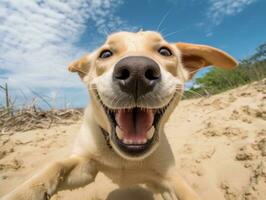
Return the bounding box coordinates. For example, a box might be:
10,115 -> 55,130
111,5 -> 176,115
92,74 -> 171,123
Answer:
69,31 -> 237,160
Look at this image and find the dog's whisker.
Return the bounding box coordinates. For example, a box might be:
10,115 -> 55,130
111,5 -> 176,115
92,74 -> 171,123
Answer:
158,27 -> 167,36
175,90 -> 183,97
156,9 -> 172,32
164,28 -> 187,39
184,89 -> 204,97
102,28 -> 110,37
109,94 -> 117,108
114,95 -> 122,108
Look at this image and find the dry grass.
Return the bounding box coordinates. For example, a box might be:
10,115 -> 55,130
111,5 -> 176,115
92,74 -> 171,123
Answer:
0,107 -> 82,133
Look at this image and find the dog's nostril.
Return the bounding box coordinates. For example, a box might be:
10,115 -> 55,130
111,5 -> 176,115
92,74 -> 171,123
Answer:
145,68 -> 160,80
115,68 -> 130,80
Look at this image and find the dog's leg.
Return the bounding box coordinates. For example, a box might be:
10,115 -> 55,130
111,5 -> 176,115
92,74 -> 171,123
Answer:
168,173 -> 200,200
161,191 -> 178,200
164,170 -> 200,200
147,169 -> 200,200
1,156 -> 98,200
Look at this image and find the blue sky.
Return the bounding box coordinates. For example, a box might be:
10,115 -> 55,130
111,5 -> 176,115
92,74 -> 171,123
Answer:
0,0 -> 265,108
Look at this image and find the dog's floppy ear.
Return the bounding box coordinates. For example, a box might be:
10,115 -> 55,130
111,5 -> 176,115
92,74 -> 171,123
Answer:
176,43 -> 238,79
68,54 -> 90,79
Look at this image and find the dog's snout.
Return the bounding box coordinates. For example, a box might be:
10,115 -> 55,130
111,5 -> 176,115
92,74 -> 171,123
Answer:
113,56 -> 161,99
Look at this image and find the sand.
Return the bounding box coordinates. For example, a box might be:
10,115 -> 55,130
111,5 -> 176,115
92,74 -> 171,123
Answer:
0,80 -> 265,200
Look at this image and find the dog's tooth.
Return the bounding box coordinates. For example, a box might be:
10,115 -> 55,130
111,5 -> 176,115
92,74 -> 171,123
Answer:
131,140 -> 137,144
123,139 -> 129,144
147,126 -> 155,140
142,139 -> 147,144
116,126 -> 123,140
128,139 -> 133,144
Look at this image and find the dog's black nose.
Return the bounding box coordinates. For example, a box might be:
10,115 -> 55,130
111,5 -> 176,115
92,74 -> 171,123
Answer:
113,56 -> 161,99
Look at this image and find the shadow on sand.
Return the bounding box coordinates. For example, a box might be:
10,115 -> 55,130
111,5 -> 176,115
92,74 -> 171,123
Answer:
106,186 -> 155,200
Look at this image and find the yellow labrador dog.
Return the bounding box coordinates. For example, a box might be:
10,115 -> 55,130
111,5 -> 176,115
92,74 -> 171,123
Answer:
2,31 -> 237,200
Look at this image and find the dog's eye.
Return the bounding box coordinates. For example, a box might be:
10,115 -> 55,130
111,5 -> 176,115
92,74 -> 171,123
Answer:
99,50 -> 113,59
158,47 -> 172,57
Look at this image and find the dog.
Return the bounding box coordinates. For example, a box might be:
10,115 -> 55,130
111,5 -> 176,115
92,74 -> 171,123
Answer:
2,31 -> 238,200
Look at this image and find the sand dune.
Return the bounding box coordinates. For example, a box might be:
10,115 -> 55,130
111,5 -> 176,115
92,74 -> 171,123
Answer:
0,80 -> 265,200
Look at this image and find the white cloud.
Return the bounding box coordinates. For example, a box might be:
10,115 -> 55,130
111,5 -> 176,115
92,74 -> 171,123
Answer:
0,0 -> 132,107
208,0 -> 257,25
206,32 -> 213,37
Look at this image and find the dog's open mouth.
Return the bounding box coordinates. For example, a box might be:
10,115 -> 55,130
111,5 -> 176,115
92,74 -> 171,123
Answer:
108,107 -> 164,155
94,90 -> 174,157
104,104 -> 171,157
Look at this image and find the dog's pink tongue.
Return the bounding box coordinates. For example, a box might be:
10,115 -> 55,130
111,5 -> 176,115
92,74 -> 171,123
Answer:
115,109 -> 153,140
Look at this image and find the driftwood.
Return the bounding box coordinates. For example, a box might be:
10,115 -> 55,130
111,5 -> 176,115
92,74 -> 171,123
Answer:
0,108 -> 82,133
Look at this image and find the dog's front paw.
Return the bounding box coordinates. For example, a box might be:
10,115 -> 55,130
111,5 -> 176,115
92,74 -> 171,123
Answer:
1,185 -> 52,200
